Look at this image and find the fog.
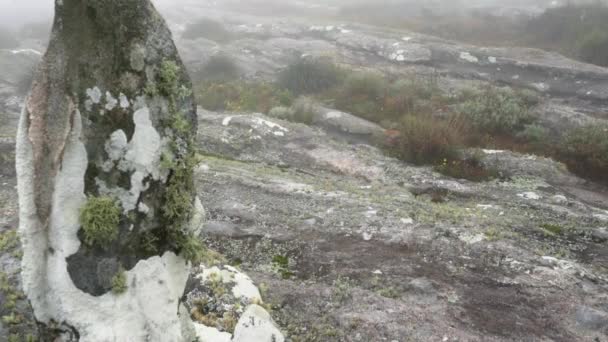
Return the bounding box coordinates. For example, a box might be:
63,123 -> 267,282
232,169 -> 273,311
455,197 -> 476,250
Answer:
0,0 -> 583,30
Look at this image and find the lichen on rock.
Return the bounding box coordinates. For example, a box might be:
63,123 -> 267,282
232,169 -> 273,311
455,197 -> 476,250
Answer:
15,0 -> 202,340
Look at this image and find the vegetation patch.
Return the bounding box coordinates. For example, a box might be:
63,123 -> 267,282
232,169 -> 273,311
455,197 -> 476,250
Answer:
79,196 -> 121,248
459,87 -> 536,135
391,115 -> 464,165
194,54 -> 241,83
278,57 -> 344,95
0,230 -> 19,252
540,223 -> 564,237
272,255 -> 295,279
111,268 -> 128,294
557,124 -> 608,182
196,80 -> 293,113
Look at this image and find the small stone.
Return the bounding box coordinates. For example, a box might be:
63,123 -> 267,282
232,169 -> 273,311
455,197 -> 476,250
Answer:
575,306 -> 608,331
591,228 -> 608,243
550,195 -> 568,205
407,277 -> 436,295
518,192 -> 541,200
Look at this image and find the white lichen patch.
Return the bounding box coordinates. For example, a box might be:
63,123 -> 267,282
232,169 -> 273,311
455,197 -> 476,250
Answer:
105,91 -> 118,111
119,93 -> 130,109
232,305 -> 285,342
518,192 -> 542,200
325,111 -> 343,119
488,56 -> 497,63
98,107 -> 168,212
17,109 -> 192,341
459,52 -> 479,63
86,86 -> 102,104
197,265 -> 262,302
193,323 -> 232,342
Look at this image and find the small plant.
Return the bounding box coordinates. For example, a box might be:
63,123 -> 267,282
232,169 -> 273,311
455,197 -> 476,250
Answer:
175,234 -> 207,264
0,230 -> 19,252
540,223 -> 564,236
111,268 -> 128,294
278,57 -> 344,95
484,227 -> 503,241
332,276 -> 353,303
392,115 -> 465,165
272,255 -> 295,279
182,18 -> 234,43
79,196 -> 121,248
268,106 -> 295,120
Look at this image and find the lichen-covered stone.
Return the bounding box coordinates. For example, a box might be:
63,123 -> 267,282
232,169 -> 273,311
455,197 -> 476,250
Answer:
16,0 -> 200,340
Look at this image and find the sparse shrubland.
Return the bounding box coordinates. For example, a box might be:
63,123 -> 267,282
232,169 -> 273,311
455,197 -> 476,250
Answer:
196,80 -> 293,113
524,3 -> 608,67
196,56 -> 608,184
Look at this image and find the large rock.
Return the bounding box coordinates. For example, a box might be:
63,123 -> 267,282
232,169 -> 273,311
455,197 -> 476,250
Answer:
16,0 -> 200,340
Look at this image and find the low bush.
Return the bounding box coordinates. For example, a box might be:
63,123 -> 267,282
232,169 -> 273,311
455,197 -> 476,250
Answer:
290,97 -> 317,124
182,18 -> 234,43
333,72 -> 445,124
278,57 -> 344,95
194,54 -> 241,83
459,87 -> 536,135
392,115 -> 465,165
558,124 -> 608,181
196,81 -> 293,113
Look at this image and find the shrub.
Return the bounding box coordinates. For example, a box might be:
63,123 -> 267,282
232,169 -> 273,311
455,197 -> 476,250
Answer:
558,124 -> 608,181
268,106 -> 294,120
79,196 -> 121,248
524,3 -> 608,67
182,18 -> 234,43
196,81 -> 293,113
0,27 -> 18,49
291,96 -> 317,124
392,115 -> 465,165
333,72 -> 445,124
194,54 -> 241,83
278,57 -> 344,95
578,29 -> 608,67
333,72 -> 387,121
516,124 -> 550,145
459,87 -> 534,135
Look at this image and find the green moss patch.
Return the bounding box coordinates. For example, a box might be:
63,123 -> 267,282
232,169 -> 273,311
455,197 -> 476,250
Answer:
80,196 -> 121,248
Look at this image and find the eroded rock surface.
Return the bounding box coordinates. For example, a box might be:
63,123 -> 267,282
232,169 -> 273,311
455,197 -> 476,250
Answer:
196,110 -> 608,341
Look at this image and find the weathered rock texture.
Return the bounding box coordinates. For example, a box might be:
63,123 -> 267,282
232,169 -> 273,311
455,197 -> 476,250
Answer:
16,0 -> 199,340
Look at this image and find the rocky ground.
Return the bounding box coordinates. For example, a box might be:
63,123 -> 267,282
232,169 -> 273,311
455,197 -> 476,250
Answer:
1,0 -> 608,341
